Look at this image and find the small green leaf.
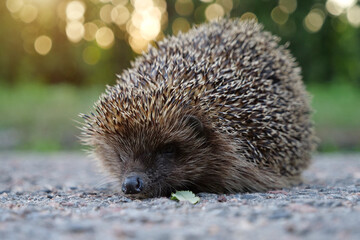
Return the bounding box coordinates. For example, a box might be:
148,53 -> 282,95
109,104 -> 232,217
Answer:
171,190 -> 200,204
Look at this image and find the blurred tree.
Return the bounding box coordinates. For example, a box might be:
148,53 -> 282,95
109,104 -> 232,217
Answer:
0,0 -> 359,86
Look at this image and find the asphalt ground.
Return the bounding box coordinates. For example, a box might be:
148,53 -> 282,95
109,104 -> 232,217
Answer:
0,152 -> 359,240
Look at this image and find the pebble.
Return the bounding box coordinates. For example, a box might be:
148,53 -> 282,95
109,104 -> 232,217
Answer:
65,223 -> 94,233
217,195 -> 227,202
268,210 -> 292,220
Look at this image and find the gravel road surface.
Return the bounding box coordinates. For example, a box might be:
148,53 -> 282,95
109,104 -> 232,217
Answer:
0,152 -> 359,240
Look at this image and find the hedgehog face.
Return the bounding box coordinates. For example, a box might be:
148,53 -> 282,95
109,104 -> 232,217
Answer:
118,140 -> 186,198
95,114 -> 216,198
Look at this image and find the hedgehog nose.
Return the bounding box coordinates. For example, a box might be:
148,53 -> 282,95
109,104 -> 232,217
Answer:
122,176 -> 143,194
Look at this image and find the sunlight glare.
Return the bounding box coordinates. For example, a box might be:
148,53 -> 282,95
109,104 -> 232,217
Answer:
66,21 -> 85,42
326,0 -> 356,16
66,1 -> 86,21
96,27 -> 115,49
126,0 -> 166,52
140,17 -> 160,40
133,0 -> 153,11
129,36 -> 149,53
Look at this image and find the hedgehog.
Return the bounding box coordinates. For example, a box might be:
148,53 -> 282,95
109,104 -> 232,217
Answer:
80,19 -> 316,198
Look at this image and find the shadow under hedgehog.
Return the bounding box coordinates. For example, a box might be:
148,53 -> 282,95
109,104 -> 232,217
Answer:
80,19 -> 317,198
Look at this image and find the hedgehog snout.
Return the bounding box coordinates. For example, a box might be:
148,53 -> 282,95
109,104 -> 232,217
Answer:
122,174 -> 144,194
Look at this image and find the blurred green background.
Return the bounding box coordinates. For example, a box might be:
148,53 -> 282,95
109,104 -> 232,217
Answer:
0,0 -> 359,152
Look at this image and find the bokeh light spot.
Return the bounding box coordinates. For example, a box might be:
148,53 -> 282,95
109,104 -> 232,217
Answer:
129,36 -> 149,53
326,1 -> 343,16
157,0 -> 167,13
175,0 -> 194,16
6,0 -> 24,13
326,0 -> 356,16
347,5 -> 360,27
279,0 -> 297,14
100,4 -> 113,23
140,17 -> 161,40
205,3 -> 225,21
34,35 -> 52,55
331,0 -> 356,9
240,12 -> 257,21
111,5 -> 130,25
131,11 -> 144,29
217,0 -> 233,13
19,4 -> 38,23
82,46 -> 101,65
133,0 -> 153,11
146,7 -> 162,21
172,17 -> 190,35
66,1 -> 86,21
304,9 -> 326,33
66,21 -> 85,43
127,22 -> 139,38
96,27 -> 115,49
271,6 -> 289,25
125,0 -> 166,52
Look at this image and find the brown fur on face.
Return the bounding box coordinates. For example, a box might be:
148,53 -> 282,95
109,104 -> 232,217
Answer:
80,19 -> 316,198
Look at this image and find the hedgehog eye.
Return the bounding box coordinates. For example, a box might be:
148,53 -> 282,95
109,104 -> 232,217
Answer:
161,143 -> 176,154
158,143 -> 177,157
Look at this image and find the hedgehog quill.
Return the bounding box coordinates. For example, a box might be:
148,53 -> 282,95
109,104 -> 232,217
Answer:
80,19 -> 316,198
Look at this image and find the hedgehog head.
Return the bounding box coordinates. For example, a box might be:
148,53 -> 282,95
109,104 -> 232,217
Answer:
80,83 -> 232,198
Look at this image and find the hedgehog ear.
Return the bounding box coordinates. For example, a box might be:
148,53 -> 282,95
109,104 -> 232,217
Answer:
183,115 -> 204,136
